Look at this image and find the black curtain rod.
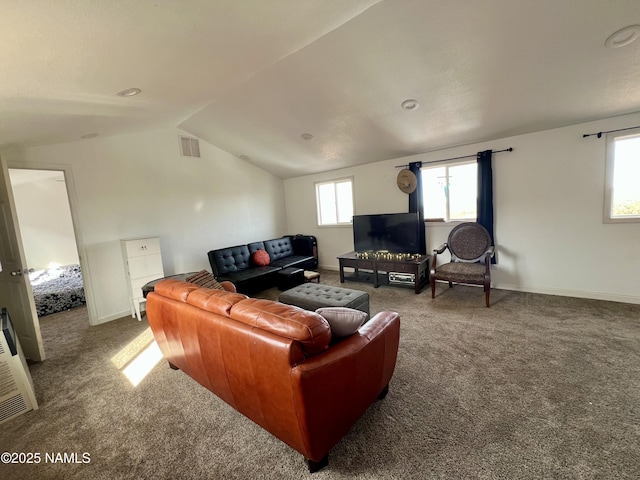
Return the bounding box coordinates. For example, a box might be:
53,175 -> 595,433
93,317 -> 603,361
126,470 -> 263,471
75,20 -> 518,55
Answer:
583,125 -> 640,138
395,147 -> 513,168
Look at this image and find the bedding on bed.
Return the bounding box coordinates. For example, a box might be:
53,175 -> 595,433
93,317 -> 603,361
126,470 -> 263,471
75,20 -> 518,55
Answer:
29,264 -> 86,317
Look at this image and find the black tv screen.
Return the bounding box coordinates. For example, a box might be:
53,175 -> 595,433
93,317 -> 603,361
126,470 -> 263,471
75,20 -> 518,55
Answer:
353,213 -> 421,254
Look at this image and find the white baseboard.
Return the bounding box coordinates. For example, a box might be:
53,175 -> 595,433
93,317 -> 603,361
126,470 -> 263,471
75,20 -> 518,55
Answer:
319,264 -> 340,272
319,265 -> 640,305
493,283 -> 640,305
91,309 -> 136,326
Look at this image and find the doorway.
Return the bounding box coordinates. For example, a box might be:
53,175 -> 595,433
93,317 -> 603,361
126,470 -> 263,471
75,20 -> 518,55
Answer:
8,168 -> 87,321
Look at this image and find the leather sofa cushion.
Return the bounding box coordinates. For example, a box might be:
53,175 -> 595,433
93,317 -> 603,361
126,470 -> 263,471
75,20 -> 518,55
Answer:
230,298 -> 331,356
247,241 -> 266,254
269,255 -> 313,269
187,288 -> 247,316
264,237 -> 295,261
154,278 -> 199,302
154,279 -> 247,316
212,245 -> 252,274
220,266 -> 280,283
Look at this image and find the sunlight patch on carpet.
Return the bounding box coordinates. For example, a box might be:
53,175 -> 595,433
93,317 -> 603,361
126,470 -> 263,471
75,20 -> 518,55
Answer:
111,327 -> 163,386
121,341 -> 163,387
111,328 -> 155,369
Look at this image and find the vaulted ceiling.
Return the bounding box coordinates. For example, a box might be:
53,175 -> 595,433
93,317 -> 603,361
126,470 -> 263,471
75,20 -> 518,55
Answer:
2,1 -> 640,178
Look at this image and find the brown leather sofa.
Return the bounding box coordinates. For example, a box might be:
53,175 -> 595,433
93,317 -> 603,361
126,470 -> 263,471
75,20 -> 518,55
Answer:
146,279 -> 400,472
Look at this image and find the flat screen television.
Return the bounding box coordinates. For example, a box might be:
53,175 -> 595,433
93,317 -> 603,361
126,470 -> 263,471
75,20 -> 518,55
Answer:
352,213 -> 422,254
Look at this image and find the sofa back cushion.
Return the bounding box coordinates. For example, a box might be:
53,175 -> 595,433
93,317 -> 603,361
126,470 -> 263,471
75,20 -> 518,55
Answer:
264,237 -> 294,261
187,288 -> 247,316
154,278 -> 200,301
210,245 -> 252,274
247,241 -> 266,255
230,298 -> 331,356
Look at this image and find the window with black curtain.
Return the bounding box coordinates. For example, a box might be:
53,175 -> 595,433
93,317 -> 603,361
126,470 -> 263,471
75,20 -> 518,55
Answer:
476,149 -> 495,262
408,161 -> 426,254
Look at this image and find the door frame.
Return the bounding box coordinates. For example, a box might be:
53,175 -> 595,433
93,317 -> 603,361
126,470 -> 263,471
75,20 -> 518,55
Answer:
7,160 -> 98,326
0,156 -> 45,360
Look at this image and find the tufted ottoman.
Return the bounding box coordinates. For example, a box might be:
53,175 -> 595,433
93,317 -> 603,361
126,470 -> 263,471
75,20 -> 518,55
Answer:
278,283 -> 370,318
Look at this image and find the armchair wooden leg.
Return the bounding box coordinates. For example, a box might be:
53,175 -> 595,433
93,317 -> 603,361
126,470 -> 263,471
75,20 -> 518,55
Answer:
485,289 -> 490,308
431,279 -> 436,298
448,281 -> 453,288
306,455 -> 329,473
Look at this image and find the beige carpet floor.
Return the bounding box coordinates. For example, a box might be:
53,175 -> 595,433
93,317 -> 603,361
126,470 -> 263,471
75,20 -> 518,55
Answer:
1,270 -> 639,479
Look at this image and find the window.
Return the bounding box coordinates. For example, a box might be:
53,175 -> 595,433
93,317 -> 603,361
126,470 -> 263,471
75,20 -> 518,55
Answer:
315,178 -> 354,226
604,128 -> 640,223
422,161 -> 477,222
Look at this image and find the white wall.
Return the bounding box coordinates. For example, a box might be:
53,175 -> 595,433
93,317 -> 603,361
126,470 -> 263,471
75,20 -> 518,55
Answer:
4,127 -> 287,323
284,112 -> 640,304
10,171 -> 79,270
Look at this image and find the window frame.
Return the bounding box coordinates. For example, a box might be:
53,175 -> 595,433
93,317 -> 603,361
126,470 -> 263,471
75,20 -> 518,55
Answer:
604,127 -> 640,224
314,176 -> 355,227
421,159 -> 478,223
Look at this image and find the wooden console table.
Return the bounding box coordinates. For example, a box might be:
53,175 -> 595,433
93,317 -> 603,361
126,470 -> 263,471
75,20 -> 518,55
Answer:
337,252 -> 429,294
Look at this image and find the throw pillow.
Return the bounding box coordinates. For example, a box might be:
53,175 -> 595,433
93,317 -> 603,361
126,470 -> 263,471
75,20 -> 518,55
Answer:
315,307 -> 367,338
185,270 -> 224,290
252,249 -> 271,266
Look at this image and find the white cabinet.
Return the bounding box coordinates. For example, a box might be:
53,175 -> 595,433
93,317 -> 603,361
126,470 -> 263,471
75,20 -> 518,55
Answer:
121,237 -> 164,321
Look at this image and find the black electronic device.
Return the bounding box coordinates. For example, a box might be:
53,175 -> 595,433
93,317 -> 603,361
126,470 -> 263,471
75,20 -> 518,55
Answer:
352,213 -> 421,254
388,272 -> 416,284
1,307 -> 18,356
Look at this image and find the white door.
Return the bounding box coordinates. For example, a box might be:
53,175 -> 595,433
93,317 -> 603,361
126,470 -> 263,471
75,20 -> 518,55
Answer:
0,155 -> 45,361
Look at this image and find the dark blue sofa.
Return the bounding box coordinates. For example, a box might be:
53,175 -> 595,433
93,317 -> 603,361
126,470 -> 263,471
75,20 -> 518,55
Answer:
207,236 -> 317,293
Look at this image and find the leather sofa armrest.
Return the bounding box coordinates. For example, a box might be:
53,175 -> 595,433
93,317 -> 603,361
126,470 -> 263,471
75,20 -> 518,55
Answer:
294,311 -> 399,373
220,281 -> 236,293
290,311 -> 400,461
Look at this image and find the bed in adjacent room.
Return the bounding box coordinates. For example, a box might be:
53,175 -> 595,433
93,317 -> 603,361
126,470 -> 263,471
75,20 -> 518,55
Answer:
29,264 -> 86,317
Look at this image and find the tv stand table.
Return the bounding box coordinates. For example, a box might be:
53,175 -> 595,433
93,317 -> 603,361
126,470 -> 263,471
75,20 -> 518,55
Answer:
337,252 -> 429,294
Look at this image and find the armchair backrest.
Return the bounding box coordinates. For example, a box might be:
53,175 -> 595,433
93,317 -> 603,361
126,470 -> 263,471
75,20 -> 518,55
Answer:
448,222 -> 492,262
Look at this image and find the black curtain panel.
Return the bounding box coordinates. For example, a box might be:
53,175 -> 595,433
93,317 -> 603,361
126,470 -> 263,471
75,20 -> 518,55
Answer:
476,149 -> 496,262
408,161 -> 426,254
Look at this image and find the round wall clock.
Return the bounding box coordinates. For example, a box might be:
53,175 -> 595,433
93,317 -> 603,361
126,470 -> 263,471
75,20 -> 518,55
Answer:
396,169 -> 417,194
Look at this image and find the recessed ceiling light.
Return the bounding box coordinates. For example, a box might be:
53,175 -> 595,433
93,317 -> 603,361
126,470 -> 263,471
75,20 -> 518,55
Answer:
605,25 -> 640,48
301,133 -> 314,140
81,133 -> 99,139
116,87 -> 142,97
401,99 -> 420,110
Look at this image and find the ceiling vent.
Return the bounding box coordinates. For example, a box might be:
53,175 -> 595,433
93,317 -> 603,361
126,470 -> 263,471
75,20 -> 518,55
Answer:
179,136 -> 200,158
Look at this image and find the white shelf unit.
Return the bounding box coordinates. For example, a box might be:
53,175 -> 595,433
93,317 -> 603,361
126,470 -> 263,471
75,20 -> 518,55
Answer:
121,237 -> 164,321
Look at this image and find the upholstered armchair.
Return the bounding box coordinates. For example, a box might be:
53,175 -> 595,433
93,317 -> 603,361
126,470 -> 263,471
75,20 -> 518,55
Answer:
430,222 -> 495,307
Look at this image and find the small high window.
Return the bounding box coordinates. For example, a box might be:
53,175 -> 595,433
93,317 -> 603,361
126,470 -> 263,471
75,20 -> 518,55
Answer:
315,178 -> 354,226
604,128 -> 640,223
